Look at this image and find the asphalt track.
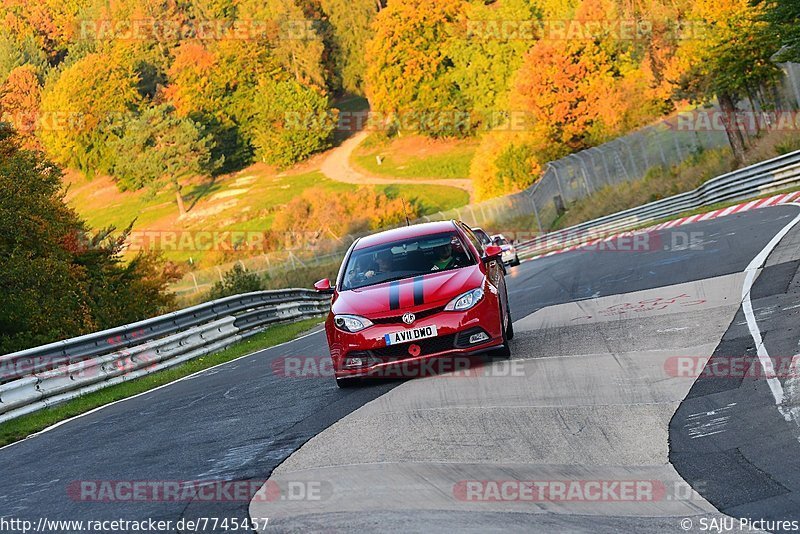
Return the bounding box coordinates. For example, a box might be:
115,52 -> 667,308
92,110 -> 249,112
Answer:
2,204 -> 800,533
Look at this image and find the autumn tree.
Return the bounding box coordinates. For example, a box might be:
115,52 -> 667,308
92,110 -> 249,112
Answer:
364,0 -> 468,137
165,40 -> 283,170
512,39 -> 621,158
108,105 -> 220,216
0,65 -> 42,149
38,52 -> 141,176
0,0 -> 86,61
470,129 -> 544,201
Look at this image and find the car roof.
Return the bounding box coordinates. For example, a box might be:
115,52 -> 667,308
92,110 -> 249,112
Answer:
354,220 -> 459,250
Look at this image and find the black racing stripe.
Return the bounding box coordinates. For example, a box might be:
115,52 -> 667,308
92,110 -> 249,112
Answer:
389,281 -> 401,310
413,276 -> 424,306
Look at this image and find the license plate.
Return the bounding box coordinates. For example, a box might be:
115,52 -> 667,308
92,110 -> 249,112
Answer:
384,325 -> 438,346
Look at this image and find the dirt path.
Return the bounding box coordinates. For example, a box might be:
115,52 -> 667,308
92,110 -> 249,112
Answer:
320,131 -> 474,198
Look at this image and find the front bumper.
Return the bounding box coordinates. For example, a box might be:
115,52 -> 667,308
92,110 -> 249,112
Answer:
326,294 -> 505,380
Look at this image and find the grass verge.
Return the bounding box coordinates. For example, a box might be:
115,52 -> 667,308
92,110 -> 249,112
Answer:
353,135 -> 477,179
0,317 -> 323,447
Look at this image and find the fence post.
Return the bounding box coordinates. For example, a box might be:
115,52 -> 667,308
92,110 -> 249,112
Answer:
596,147 -> 611,182
569,154 -> 593,195
530,195 -> 543,233
550,165 -> 566,200
673,130 -> 683,161
639,132 -> 649,170
620,138 -> 640,178
658,130 -> 668,166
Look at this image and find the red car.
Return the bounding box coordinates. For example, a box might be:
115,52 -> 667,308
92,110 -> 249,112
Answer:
314,220 -> 514,388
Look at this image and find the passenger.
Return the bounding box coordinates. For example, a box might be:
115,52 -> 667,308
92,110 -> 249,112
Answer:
431,243 -> 455,271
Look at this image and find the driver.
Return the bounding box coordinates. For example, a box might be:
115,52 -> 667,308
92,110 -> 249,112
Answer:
365,250 -> 393,278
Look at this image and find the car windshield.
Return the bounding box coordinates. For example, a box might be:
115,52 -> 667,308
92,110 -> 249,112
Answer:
474,229 -> 491,245
341,231 -> 475,290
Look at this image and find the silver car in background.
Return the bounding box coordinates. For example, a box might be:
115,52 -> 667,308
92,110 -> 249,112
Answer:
491,233 -> 520,266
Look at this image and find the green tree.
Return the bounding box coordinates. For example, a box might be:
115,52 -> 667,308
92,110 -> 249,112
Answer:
0,125 -> 175,354
0,31 -> 47,84
246,79 -> 334,168
108,104 -> 220,216
448,0 -> 540,126
673,0 -> 781,162
238,0 -> 328,88
318,0 -> 381,94
208,264 -> 263,300
756,0 -> 800,62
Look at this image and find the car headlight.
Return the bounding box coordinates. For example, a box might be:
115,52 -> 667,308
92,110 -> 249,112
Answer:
334,314 -> 373,333
444,288 -> 484,311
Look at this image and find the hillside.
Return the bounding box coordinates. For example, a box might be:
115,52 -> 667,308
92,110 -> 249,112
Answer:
64,140 -> 470,268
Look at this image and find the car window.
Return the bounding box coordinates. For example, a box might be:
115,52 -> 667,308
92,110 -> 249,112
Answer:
462,226 -> 485,257
473,228 -> 491,246
341,231 -> 476,290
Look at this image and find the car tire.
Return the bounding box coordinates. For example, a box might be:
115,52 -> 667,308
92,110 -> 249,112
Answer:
512,255 -> 521,266
335,377 -> 360,388
496,299 -> 512,359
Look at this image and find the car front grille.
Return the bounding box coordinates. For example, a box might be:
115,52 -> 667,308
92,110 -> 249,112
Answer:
370,333 -> 458,360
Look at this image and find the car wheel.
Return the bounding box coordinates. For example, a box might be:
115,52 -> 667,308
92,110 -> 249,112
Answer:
505,303 -> 514,341
496,300 -> 512,359
336,377 -> 360,388
512,255 -> 521,266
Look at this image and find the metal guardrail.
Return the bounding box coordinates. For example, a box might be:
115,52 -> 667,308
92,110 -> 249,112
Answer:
0,290 -> 330,423
516,149 -> 800,256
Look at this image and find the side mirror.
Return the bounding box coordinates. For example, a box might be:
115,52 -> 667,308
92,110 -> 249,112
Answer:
314,278 -> 334,294
483,245 -> 503,263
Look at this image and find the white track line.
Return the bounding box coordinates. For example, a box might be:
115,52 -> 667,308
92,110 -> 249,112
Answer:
741,202 -> 800,405
0,326 -> 325,452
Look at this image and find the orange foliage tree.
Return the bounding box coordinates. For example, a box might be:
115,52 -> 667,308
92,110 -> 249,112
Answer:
0,64 -> 41,149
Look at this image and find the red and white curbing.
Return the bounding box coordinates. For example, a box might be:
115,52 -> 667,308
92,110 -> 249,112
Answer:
522,191 -> 800,262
